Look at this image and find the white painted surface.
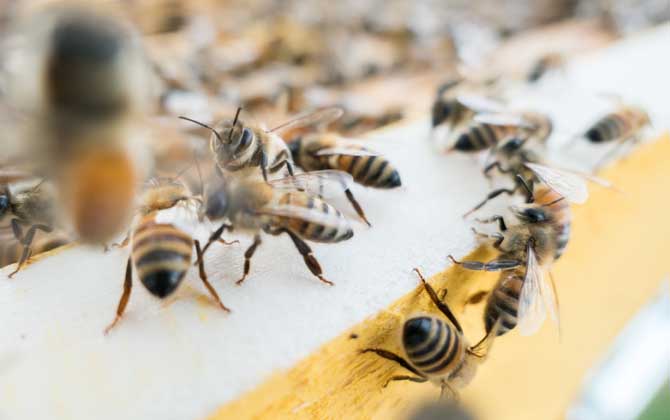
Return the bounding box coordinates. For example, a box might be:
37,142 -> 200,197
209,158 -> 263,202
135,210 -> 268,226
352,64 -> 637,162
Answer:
1,23 -> 669,420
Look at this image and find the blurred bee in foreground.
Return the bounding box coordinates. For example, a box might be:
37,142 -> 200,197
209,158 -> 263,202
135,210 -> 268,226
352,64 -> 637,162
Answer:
104,177 -> 229,334
581,103 -> 651,169
362,269 -> 496,398
527,52 -> 565,83
450,186 -> 568,336
10,6 -> 152,245
463,136 -> 613,217
200,170 -> 355,286
0,173 -> 58,277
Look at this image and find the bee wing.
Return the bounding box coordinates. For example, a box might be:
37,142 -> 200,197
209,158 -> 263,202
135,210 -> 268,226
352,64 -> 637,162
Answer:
256,204 -> 344,229
524,162 -> 589,204
314,147 -> 379,157
456,95 -> 506,113
268,170 -> 355,199
474,112 -> 536,129
517,246 -> 547,336
269,107 -> 344,135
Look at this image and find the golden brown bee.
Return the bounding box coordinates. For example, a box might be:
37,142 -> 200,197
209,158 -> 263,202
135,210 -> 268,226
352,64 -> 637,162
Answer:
450,111 -> 553,153
527,53 -> 565,83
200,169 -> 355,286
104,178 -> 228,334
450,186 -> 567,336
361,269 -> 496,398
10,6 -> 152,245
0,176 -> 58,277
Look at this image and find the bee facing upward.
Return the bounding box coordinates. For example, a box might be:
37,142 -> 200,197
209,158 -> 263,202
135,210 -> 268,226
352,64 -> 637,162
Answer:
450,186 -> 567,336
105,178 -> 228,334
11,6 -> 151,245
200,169 -> 355,286
362,269 -> 496,398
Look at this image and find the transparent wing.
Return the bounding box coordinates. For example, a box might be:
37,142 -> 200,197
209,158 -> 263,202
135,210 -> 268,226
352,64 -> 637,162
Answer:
268,170 -> 355,198
517,246 -> 547,336
315,147 -> 379,157
256,204 -> 344,229
525,162 -> 589,204
474,112 -> 536,129
269,107 -> 344,135
456,95 -> 506,113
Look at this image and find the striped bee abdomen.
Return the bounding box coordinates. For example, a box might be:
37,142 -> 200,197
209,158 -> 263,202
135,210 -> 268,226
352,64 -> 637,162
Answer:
327,151 -> 401,189
131,216 -> 193,298
585,113 -> 629,143
276,192 -> 353,243
453,123 -> 512,152
485,269 -> 525,336
403,316 -> 465,378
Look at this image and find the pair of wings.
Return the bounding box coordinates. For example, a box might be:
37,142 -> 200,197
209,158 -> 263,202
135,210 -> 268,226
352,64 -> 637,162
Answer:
524,162 -> 613,204
517,245 -> 560,336
457,95 -> 541,130
255,170 -> 357,228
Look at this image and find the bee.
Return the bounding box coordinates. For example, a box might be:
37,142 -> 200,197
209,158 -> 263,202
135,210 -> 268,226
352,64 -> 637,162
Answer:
287,131 -> 402,227
582,104 -> 651,169
104,177 -> 229,334
10,6 -> 151,245
527,53 -> 565,83
463,136 -> 613,217
449,186 -> 566,336
449,111 -> 553,153
361,269 -> 496,398
200,170 -> 355,286
1,176 -> 58,277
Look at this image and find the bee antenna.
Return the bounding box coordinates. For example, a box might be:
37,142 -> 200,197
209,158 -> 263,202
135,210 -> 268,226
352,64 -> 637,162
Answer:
515,174 -> 534,202
179,116 -> 225,144
229,107 -> 242,142
542,196 -> 565,207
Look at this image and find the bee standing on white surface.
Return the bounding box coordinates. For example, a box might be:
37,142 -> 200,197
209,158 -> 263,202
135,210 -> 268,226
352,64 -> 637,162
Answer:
450,186 -> 568,336
9,6 -> 152,245
104,178 -> 229,334
361,269 -> 496,398
200,169 -> 355,286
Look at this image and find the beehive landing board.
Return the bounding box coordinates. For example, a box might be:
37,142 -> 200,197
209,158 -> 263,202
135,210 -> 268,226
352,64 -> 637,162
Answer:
1,23 -> 669,420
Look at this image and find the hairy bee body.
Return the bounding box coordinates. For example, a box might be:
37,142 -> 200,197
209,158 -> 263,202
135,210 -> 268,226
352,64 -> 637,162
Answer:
289,134 -> 401,188
402,316 -> 468,382
274,191 -> 353,243
131,213 -> 193,298
585,106 -> 650,143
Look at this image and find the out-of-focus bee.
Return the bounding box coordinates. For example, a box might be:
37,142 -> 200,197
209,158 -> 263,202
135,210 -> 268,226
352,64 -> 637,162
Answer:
581,104 -> 651,169
464,136 -> 612,217
527,52 -> 565,83
200,169 -> 355,286
430,78 -> 501,130
449,186 -> 567,336
104,177 -> 228,334
449,110 -> 553,153
1,175 -> 58,277
361,269 -> 496,398
9,6 -> 152,245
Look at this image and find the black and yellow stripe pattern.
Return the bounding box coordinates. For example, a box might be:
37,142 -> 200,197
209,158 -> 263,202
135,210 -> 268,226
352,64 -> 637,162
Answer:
585,108 -> 642,143
484,268 -> 524,336
453,123 -> 517,152
131,215 -> 193,298
274,192 -> 353,243
325,149 -> 401,189
403,315 -> 466,379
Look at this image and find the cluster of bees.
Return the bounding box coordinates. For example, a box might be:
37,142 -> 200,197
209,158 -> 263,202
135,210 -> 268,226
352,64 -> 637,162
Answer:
0,2 -> 654,402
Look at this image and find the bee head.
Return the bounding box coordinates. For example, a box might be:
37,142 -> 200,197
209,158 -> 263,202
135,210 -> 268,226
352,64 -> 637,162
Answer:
511,205 -> 551,224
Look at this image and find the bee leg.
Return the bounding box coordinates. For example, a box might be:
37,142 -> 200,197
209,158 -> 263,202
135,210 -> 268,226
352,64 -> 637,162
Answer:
201,223 -> 234,256
104,257 -> 133,335
414,268 -> 464,333
463,187 -> 517,218
112,233 -> 131,249
8,219 -> 52,278
448,255 -> 521,271
236,234 -> 262,285
471,228 -> 504,249
268,151 -> 295,176
474,215 -> 507,231
282,229 -> 334,285
440,382 -> 458,400
259,148 -> 270,182
384,375 -> 428,388
344,188 -> 372,227
483,161 -> 513,178
360,348 -> 424,377
194,240 -> 230,312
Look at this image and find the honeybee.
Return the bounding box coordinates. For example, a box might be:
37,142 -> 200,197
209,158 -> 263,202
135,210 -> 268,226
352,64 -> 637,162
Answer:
9,6 -> 152,245
450,186 -> 567,336
287,131 -> 402,227
361,269 -> 496,398
200,169 -> 355,286
464,136 -> 612,217
449,110 -> 553,153
104,177 -> 228,334
582,104 -> 651,169
1,176 -> 58,277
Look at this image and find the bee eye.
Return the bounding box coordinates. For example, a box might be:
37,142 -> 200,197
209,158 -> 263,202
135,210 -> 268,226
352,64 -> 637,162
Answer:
523,208 -> 547,223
